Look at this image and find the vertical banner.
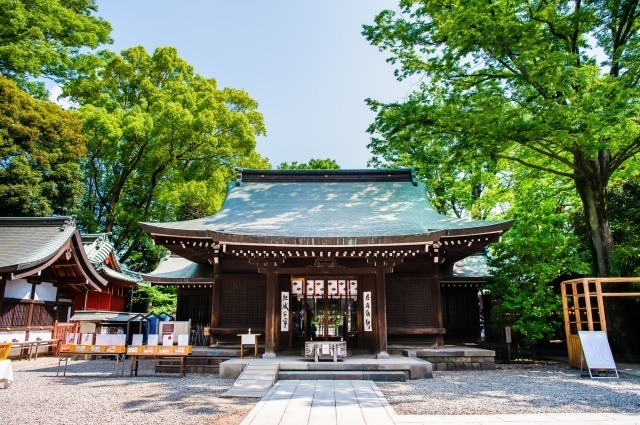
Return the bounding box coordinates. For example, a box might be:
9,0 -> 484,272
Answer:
363,291 -> 373,332
281,292 -> 290,331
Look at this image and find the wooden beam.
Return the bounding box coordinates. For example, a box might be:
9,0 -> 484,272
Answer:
601,292 -> 640,297
386,327 -> 446,335
276,267 -> 376,275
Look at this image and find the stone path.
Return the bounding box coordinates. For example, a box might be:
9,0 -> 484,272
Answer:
240,380 -> 640,425
221,363 -> 279,398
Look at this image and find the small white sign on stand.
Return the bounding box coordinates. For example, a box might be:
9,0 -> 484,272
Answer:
578,331 -> 619,378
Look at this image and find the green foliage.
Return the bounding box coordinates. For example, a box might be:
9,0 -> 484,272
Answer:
133,282 -> 177,315
0,0 -> 111,96
66,46 -> 267,268
488,169 -> 590,345
606,176 -> 640,277
0,75 -> 86,216
364,0 -> 640,276
277,158 -> 340,170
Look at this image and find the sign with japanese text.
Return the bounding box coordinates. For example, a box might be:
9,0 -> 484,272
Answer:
281,292 -> 290,331
363,291 -> 372,332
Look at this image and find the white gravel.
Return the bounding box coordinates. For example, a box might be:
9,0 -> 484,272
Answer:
378,361 -> 640,415
0,357 -> 255,425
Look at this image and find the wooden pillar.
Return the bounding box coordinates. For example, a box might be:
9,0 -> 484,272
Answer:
0,278 -> 5,316
264,263 -> 278,358
375,264 -> 389,359
210,279 -> 221,346
210,246 -> 221,346
432,274 -> 444,346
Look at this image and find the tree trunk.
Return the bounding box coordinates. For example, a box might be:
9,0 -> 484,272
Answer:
573,150 -> 614,277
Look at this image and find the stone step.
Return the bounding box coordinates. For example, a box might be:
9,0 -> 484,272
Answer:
220,363 -> 279,398
278,370 -> 406,382
156,364 -> 220,374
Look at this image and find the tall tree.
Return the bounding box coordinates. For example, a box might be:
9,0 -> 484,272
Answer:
0,0 -> 111,96
364,0 -> 640,276
66,46 -> 267,267
0,76 -> 86,216
277,158 -> 340,170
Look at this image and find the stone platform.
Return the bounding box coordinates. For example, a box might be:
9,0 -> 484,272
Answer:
404,345 -> 496,371
219,354 -> 433,380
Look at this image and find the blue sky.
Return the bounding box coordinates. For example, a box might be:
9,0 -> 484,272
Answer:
92,1 -> 414,169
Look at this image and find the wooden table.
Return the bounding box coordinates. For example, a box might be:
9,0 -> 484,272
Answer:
30,339 -> 59,360
128,345 -> 192,378
57,345 -> 125,377
305,341 -> 347,362
237,333 -> 261,358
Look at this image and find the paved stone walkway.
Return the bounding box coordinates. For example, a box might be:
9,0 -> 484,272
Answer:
222,363 -> 279,398
240,380 -> 640,425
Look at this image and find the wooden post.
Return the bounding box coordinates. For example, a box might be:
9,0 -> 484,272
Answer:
210,281 -> 221,347
0,278 -> 5,317
595,278 -> 607,333
432,275 -> 444,346
572,282 -> 582,331
560,282 -> 571,339
583,278 -> 594,331
375,264 -> 388,359
264,263 -> 278,358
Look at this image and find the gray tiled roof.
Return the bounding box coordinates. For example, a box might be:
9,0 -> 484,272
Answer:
70,310 -> 144,322
0,217 -> 76,271
142,170 -> 510,241
451,254 -> 491,278
143,254 -> 213,283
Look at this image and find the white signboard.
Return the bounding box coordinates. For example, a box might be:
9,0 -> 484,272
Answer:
578,331 -> 617,370
159,321 -> 190,342
147,334 -> 159,346
177,335 -> 190,346
363,291 -> 373,332
281,292 -> 290,332
131,334 -> 143,346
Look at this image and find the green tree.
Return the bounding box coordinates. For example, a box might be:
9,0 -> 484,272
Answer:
66,46 -> 268,268
364,0 -> 640,276
277,158 -> 340,170
488,168 -> 590,345
133,282 -> 177,315
0,0 -> 111,96
0,75 -> 86,216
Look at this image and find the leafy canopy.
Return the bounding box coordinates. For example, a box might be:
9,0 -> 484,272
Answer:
0,75 -> 86,216
277,158 -> 340,170
66,46 -> 268,269
364,1 -> 640,276
0,0 -> 111,96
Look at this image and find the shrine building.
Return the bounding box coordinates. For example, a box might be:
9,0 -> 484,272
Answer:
141,169 -> 511,358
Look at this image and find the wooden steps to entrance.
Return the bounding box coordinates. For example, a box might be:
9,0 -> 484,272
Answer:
220,363 -> 279,398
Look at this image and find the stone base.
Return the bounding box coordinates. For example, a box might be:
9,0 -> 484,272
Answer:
262,352 -> 277,359
404,346 -> 496,372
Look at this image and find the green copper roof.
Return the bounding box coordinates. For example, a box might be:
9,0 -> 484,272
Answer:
141,169 -> 511,244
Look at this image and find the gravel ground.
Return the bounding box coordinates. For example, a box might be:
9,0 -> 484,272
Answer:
378,361 -> 640,415
0,357 -> 255,425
